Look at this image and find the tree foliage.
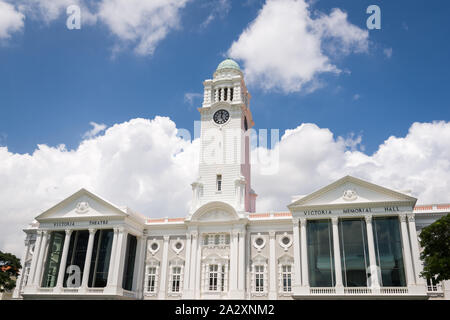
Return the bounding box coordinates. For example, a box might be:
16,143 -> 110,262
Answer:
419,214 -> 450,282
0,251 -> 22,292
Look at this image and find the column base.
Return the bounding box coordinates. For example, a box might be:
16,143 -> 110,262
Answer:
268,290 -> 277,300
104,285 -> 122,295
182,289 -> 195,299
229,290 -> 246,299
335,285 -> 344,295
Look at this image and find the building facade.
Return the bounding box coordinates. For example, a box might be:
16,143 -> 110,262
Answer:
12,59 -> 450,300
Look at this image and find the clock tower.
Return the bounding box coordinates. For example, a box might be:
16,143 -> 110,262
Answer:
190,59 -> 257,215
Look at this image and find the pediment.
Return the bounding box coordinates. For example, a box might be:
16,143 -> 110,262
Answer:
190,201 -> 240,222
35,188 -> 128,222
288,176 -> 417,209
197,210 -> 236,222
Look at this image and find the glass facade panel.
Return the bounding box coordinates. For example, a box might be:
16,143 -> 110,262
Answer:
307,219 -> 335,287
42,231 -> 65,287
122,234 -> 137,291
339,218 -> 369,287
88,229 -> 113,288
373,217 -> 406,287
64,230 -> 89,287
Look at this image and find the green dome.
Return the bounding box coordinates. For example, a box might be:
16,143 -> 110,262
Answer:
216,58 -> 241,71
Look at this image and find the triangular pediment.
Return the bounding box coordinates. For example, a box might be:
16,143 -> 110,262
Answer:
35,188 -> 128,221
288,176 -> 417,209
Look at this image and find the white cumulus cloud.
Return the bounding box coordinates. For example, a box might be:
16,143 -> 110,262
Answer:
0,0 -> 25,40
2,118 -> 450,259
228,0 -> 369,93
98,0 -> 190,56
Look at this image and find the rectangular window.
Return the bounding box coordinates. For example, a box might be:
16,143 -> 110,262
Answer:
216,175 -> 222,192
339,219 -> 369,287
282,265 -> 292,292
307,219 -> 335,287
42,231 -> 65,288
373,217 -> 406,287
122,234 -> 137,291
171,267 -> 181,292
88,229 -> 113,288
64,230 -> 89,287
209,264 -> 219,291
221,265 -> 225,291
255,265 -> 265,292
146,267 -> 157,292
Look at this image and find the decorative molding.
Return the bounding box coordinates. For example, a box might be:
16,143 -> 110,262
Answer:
399,214 -> 407,223
253,233 -> 266,252
364,214 -> 373,223
148,239 -> 160,255
75,201 -> 90,214
407,214 -> 415,223
279,232 -> 292,251
342,189 -> 358,202
172,238 -> 184,255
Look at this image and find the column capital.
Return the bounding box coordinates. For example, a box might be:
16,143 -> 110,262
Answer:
331,216 -> 339,225
269,231 -> 276,239
232,230 -> 240,238
364,214 -> 373,223
299,217 -> 307,225
407,213 -> 415,222
163,235 -> 170,242
292,218 -> 299,227
399,213 -> 407,223
88,228 -> 97,235
65,229 -> 73,236
113,227 -> 120,234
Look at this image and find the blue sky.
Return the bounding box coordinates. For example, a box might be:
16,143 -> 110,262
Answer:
1,0 -> 449,155
2,0 -> 450,255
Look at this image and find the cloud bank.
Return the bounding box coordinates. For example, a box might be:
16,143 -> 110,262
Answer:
2,117 -> 450,257
228,0 -> 369,92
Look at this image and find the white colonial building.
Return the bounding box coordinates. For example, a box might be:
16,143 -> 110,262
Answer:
12,59 -> 450,300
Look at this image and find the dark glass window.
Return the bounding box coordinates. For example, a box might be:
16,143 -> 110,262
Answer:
42,231 -> 65,287
339,218 -> 370,287
373,217 -> 406,287
307,219 -> 335,287
64,230 -> 89,287
88,229 -> 113,288
122,234 -> 137,291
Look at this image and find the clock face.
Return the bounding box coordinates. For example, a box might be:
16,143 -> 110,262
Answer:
213,109 -> 230,124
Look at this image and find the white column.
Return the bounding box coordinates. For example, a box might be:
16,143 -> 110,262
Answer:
106,228 -> 119,287
230,230 -> 239,293
132,235 -> 146,297
12,238 -> 31,298
300,218 -> 309,289
194,234 -> 202,298
292,218 -> 302,291
55,229 -> 72,291
106,227 -> 127,293
188,231 -> 198,293
399,214 -> 415,286
158,235 -> 170,299
27,231 -> 43,288
365,215 -> 380,290
81,228 -> 96,290
268,231 -> 277,299
33,230 -> 49,287
238,229 -> 246,293
183,233 -> 192,294
218,263 -> 223,292
332,217 -> 343,292
408,214 -> 425,285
